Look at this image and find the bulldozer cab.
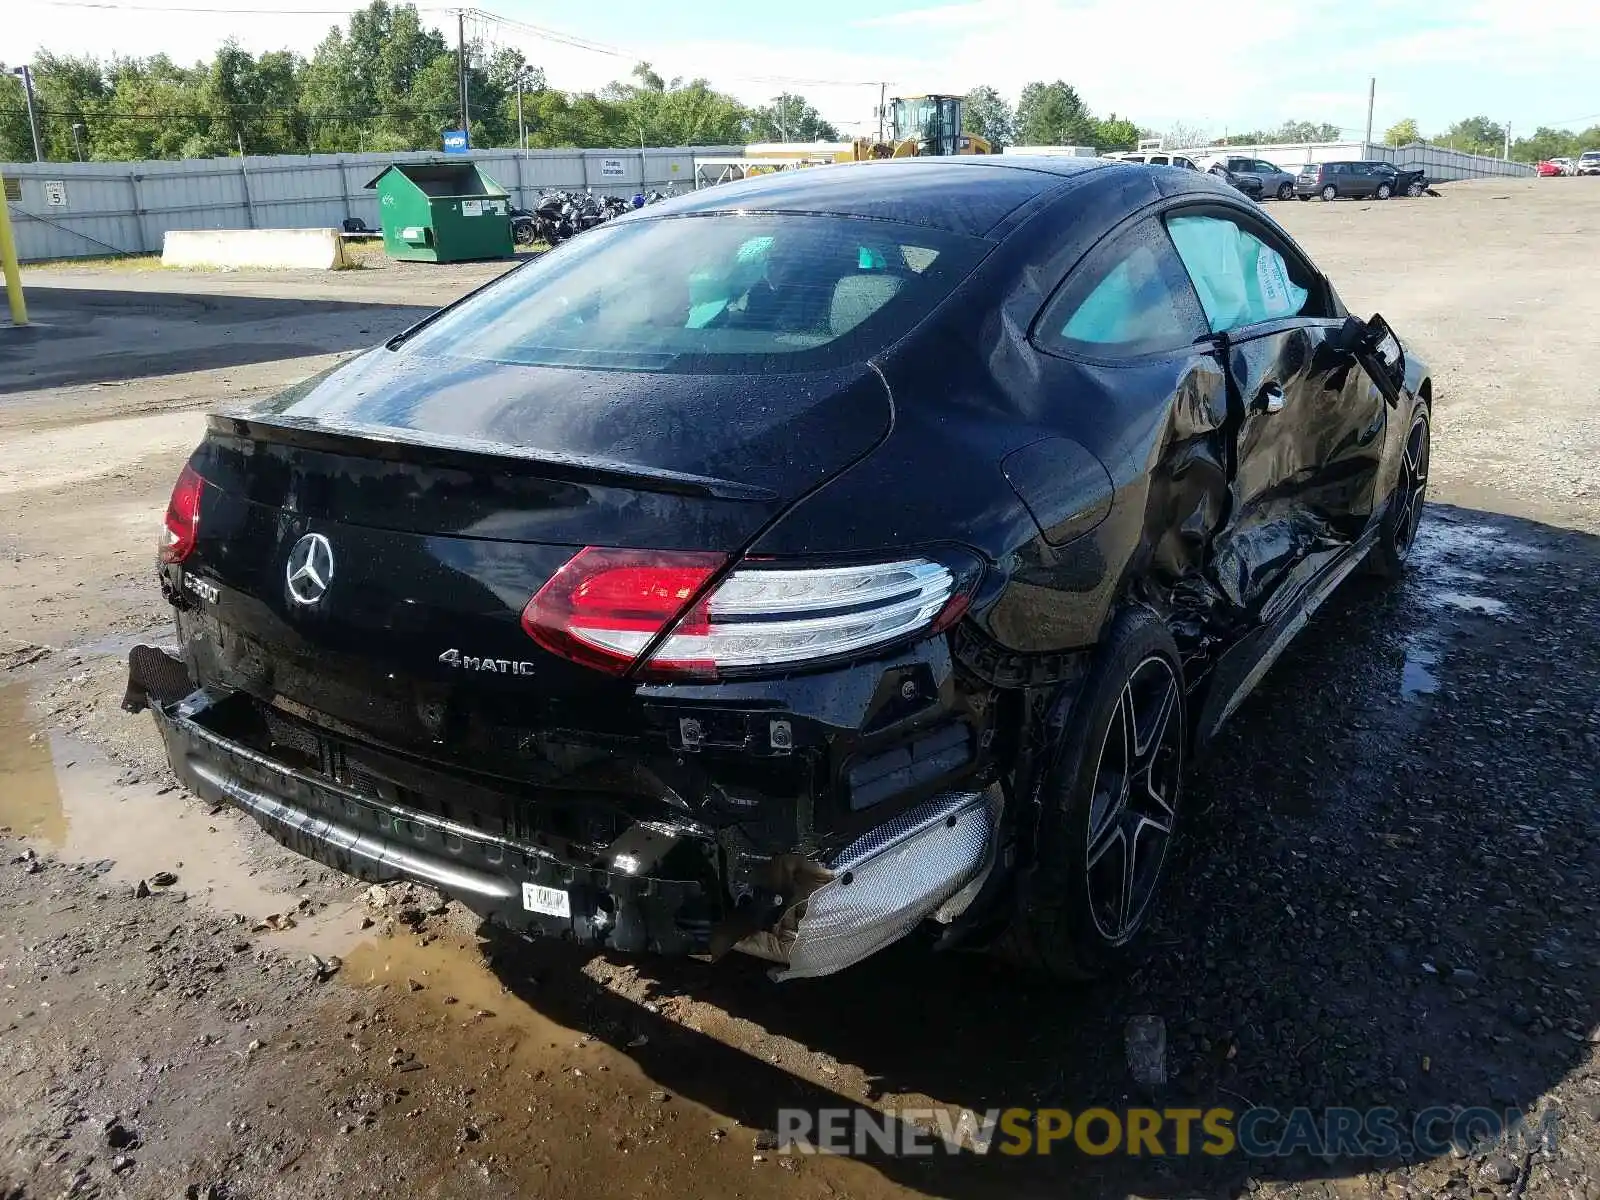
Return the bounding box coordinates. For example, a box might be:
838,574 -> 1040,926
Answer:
890,95 -> 964,155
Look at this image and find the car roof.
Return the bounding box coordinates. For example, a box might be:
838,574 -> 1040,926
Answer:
656,157 -> 1111,238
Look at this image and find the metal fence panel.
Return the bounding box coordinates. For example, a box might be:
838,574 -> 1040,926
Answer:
1181,140 -> 1536,182
0,146 -> 737,260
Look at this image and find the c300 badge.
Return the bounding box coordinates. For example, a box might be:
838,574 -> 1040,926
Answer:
437,649 -> 535,676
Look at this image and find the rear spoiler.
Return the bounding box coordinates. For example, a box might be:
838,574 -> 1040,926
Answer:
205,413 -> 779,503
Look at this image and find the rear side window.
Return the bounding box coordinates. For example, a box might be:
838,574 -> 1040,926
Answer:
1036,218 -> 1208,358
1166,213 -> 1318,333
400,213 -> 987,374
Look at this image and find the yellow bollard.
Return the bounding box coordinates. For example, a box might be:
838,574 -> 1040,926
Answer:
0,172 -> 27,326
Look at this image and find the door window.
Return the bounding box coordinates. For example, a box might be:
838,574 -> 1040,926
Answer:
1036,219 -> 1208,357
1165,213 -> 1318,333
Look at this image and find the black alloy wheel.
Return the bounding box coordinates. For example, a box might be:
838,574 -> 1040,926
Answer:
1083,655 -> 1183,945
995,609 -> 1186,979
1368,402 -> 1431,580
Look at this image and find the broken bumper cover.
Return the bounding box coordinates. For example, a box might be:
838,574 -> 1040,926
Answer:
766,788 -> 996,981
144,682 -> 997,979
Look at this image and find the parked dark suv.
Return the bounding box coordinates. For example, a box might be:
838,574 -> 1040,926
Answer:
1296,160 -> 1422,201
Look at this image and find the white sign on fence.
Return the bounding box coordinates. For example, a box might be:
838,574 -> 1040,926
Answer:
600,158 -> 625,177
43,181 -> 67,206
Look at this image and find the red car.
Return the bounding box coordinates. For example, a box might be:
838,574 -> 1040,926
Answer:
1537,160 -> 1562,177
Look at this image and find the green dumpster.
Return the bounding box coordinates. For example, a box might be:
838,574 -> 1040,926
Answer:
364,161 -> 513,264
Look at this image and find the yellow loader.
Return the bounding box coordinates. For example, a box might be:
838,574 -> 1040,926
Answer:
747,94 -> 992,165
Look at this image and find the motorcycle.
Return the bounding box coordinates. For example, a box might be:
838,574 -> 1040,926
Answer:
515,188 -> 674,247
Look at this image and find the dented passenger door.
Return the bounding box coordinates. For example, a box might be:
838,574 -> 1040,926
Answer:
1164,207 -> 1388,624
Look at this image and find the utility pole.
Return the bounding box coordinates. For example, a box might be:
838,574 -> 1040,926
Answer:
515,68 -> 526,155
71,123 -> 85,161
11,67 -> 43,162
878,82 -> 887,143
456,11 -> 468,137
1364,76 -> 1375,148
1504,122 -> 1511,160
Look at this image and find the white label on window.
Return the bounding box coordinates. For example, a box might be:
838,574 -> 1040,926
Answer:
522,883 -> 571,918
461,199 -> 482,217
44,181 -> 67,206
600,158 -> 625,177
1256,247 -> 1292,315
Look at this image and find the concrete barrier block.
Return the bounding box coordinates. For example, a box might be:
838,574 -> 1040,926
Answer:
161,228 -> 349,270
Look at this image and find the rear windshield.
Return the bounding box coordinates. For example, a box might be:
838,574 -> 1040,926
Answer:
398,213 -> 988,374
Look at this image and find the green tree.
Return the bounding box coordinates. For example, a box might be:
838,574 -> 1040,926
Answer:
1510,124 -> 1600,163
1092,114 -> 1143,153
299,1 -> 450,151
961,85 -> 1013,148
28,53 -> 111,160
1438,115 -> 1505,156
1275,119 -> 1341,143
1015,80 -> 1095,146
749,92 -> 835,142
200,43 -> 306,155
1384,117 -> 1420,146
94,54 -> 209,161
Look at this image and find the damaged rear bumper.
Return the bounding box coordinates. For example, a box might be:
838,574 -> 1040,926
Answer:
134,650 -> 999,979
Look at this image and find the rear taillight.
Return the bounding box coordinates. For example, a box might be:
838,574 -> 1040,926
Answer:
160,464 -> 204,564
520,548 -> 727,676
522,549 -> 973,680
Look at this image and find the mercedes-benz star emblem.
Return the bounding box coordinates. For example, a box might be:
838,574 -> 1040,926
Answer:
286,533 -> 335,606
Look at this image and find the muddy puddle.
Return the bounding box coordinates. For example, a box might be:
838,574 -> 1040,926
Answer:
0,680 -> 362,954
333,930 -> 901,1197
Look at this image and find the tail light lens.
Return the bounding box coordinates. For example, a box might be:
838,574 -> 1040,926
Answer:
160,464 -> 204,564
522,549 -> 974,680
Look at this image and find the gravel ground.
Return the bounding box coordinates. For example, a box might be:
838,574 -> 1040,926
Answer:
0,177 -> 1596,1200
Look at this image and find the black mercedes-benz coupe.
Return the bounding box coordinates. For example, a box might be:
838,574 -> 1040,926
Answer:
128,156 -> 1432,981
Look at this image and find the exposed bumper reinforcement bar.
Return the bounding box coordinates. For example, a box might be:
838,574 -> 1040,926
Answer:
148,688 -> 711,955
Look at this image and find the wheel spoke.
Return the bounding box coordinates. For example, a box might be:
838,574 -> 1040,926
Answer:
1132,676 -> 1177,761
1116,823 -> 1137,935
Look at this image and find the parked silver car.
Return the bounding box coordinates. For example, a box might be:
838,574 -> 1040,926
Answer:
1199,155 -> 1299,200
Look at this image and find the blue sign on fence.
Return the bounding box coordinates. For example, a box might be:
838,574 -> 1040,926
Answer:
443,129 -> 470,154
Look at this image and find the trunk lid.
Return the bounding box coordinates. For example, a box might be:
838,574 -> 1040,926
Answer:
178,349 -> 891,757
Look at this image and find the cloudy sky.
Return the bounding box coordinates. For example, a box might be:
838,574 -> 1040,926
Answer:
12,0 -> 1600,140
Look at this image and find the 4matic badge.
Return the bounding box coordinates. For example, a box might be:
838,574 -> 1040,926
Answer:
437,649 -> 536,676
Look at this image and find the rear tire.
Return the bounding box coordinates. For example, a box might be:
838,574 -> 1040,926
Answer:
995,609 -> 1186,980
1367,400 -> 1431,582
1376,183 -> 1393,200
1321,185 -> 1337,201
